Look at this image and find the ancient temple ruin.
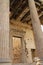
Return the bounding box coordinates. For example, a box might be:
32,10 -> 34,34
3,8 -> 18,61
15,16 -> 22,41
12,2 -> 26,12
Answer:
0,0 -> 43,65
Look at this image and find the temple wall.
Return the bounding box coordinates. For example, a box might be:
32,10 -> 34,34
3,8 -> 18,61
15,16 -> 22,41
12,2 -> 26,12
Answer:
10,20 -> 36,63
24,29 -> 36,63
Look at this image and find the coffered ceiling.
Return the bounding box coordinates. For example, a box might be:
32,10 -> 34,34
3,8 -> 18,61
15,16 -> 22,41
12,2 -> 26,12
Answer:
10,0 -> 43,25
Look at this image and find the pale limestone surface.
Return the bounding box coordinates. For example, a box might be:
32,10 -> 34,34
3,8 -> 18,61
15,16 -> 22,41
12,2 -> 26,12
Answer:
0,0 -> 11,63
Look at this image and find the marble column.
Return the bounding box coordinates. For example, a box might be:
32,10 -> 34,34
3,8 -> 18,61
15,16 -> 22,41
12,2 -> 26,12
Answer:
28,0 -> 43,59
0,0 -> 10,62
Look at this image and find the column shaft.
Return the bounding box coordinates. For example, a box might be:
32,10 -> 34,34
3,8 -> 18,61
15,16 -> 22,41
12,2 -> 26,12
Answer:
0,0 -> 10,62
28,0 -> 43,59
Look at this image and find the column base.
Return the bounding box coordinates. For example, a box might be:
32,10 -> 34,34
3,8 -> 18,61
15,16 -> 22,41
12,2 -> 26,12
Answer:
0,63 -> 12,65
0,58 -> 12,65
0,58 -> 12,63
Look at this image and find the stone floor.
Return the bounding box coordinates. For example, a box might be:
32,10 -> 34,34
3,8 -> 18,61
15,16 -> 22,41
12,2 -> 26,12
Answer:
0,61 -> 43,65
0,63 -> 36,65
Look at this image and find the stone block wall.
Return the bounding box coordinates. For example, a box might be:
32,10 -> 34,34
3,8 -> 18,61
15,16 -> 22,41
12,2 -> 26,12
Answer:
10,20 -> 36,63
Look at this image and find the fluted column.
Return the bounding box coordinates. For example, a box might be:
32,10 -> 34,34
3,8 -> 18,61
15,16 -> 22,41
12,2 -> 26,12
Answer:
28,0 -> 43,59
0,0 -> 10,62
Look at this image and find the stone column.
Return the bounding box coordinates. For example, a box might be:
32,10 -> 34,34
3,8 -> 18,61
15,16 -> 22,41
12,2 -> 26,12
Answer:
0,0 -> 10,62
28,0 -> 43,59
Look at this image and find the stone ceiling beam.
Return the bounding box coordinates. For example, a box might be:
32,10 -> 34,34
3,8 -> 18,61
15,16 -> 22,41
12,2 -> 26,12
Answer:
16,7 -> 29,21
